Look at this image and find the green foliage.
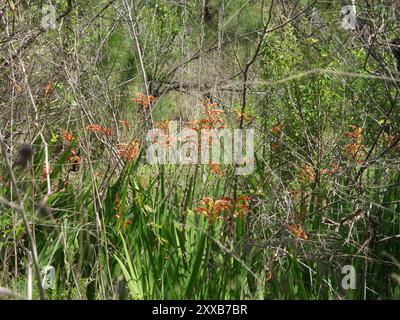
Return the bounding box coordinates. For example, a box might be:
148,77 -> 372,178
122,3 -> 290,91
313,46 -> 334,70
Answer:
1,0 -> 399,301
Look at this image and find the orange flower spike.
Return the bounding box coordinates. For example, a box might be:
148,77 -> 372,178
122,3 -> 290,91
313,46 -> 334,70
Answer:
222,197 -> 234,204
117,143 -> 128,150
195,197 -> 230,222
322,162 -> 338,176
132,93 -> 156,108
124,220 -> 132,229
87,124 -> 112,136
270,123 -> 285,134
235,111 -> 254,122
287,224 -> 308,240
185,120 -> 199,131
208,102 -> 220,109
345,143 -> 362,158
214,199 -> 232,212
194,207 -> 209,214
119,120 -> 129,129
271,126 -> 281,133
62,130 -> 74,143
236,195 -> 250,203
114,193 -> 121,212
236,203 -> 249,213
117,141 -> 140,162
102,128 -> 113,136
194,197 -> 214,218
200,197 -> 214,206
210,162 -> 224,175
44,81 -> 53,97
147,95 -> 156,105
154,121 -> 169,131
210,109 -> 224,116
298,164 -> 316,182
41,163 -> 51,180
344,125 -> 363,141
132,93 -> 146,103
271,143 -> 280,151
87,124 -> 101,132
352,127 -> 362,141
68,150 -> 81,170
267,269 -> 273,282
288,224 -> 297,233
299,228 -> 308,240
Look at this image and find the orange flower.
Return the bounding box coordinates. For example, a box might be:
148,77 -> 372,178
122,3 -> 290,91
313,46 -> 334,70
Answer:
344,125 -> 364,161
194,197 -> 227,222
236,196 -> 251,202
44,81 -> 53,97
382,133 -> 400,153
40,163 -> 51,180
287,224 -> 308,240
205,108 -> 224,118
321,163 -> 338,176
270,123 -> 285,134
185,120 -> 199,130
213,199 -> 233,213
153,121 -> 181,148
119,120 -> 129,129
114,193 -> 121,212
271,143 -> 280,151
154,120 -> 169,131
195,99 -> 225,131
209,162 -> 224,175
297,164 -> 315,183
198,196 -> 214,207
194,196 -> 250,221
235,110 -> 255,122
87,124 -> 112,136
234,196 -> 251,218
266,269 -> 273,282
345,142 -> 363,159
87,124 -> 100,132
117,141 -> 140,162
103,128 -> 112,136
344,125 -> 362,141
132,93 -> 156,108
62,129 -> 74,143
124,220 -> 132,229
69,150 -> 81,171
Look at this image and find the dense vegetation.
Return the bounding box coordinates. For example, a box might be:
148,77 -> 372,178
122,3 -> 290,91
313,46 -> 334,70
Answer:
0,0 -> 399,300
